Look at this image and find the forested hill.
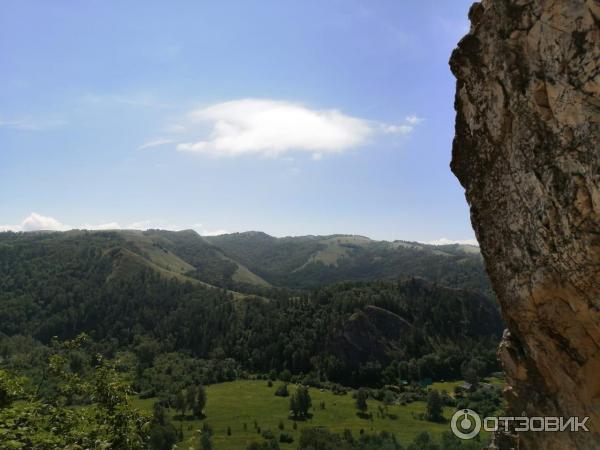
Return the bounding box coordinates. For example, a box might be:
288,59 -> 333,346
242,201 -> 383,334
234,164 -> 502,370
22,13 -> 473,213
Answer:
0,229 -> 501,387
205,231 -> 489,294
0,228 -> 490,294
0,229 -> 491,296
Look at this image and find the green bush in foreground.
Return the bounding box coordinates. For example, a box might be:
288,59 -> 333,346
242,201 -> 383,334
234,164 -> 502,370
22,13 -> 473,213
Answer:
0,334 -> 151,449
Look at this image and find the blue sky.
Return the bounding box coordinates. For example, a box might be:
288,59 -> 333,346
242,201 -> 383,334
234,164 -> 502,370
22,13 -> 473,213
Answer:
0,0 -> 475,243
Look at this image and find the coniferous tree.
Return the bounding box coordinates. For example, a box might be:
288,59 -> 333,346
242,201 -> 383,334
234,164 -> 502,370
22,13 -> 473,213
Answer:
174,389 -> 187,417
426,390 -> 444,422
290,386 -> 311,419
194,385 -> 207,418
186,384 -> 197,413
356,388 -> 368,415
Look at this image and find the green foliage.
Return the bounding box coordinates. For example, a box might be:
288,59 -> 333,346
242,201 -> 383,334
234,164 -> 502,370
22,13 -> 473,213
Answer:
148,403 -> 178,450
298,427 -> 344,449
298,427 -> 404,450
407,431 -> 439,450
247,440 -> 280,450
186,383 -> 197,411
274,383 -> 289,397
0,259 -> 501,389
132,379 -> 471,449
0,229 -> 493,298
0,335 -> 150,449
290,386 -> 312,420
136,352 -> 238,399
135,229 -> 240,287
207,231 -> 324,283
279,432 -> 293,443
0,369 -> 24,408
0,231 -> 501,389
198,431 -> 214,450
426,390 -> 444,422
194,385 -> 207,418
439,432 -> 483,450
294,428 -> 482,450
206,232 -> 492,295
455,385 -> 503,418
355,388 -> 369,414
173,389 -> 187,417
0,230 -> 505,449
148,421 -> 178,450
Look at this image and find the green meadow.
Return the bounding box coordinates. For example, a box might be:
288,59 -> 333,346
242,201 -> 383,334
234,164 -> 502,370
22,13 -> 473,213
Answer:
132,380 -> 457,450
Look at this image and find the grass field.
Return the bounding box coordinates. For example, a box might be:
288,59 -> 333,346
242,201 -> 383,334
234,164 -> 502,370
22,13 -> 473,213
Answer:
429,380 -> 463,394
133,380 -> 458,450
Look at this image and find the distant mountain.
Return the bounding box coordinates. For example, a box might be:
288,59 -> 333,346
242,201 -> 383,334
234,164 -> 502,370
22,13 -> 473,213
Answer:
205,231 -> 491,295
0,229 -> 491,297
0,229 -> 501,386
115,229 -> 271,290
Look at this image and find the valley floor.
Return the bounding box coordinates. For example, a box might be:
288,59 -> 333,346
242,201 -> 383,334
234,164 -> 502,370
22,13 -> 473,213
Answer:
133,380 -> 459,449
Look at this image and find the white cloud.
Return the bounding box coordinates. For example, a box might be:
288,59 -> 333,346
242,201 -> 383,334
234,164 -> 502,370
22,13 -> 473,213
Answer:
192,223 -> 229,236
0,213 -> 69,232
0,213 -> 122,232
405,115 -> 423,125
199,228 -> 229,236
176,99 -> 415,159
0,223 -> 20,232
382,124 -> 414,135
132,99 -> 423,160
0,213 -> 229,236
138,139 -> 174,150
425,238 -> 479,246
381,115 -> 423,135
127,220 -> 152,229
81,222 -> 121,230
22,213 -> 69,231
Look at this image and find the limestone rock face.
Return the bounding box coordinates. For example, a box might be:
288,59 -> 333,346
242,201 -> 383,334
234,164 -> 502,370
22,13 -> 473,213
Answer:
450,1 -> 600,448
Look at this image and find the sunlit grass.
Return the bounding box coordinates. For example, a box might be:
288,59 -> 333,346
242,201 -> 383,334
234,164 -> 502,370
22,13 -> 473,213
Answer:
132,380 -> 457,450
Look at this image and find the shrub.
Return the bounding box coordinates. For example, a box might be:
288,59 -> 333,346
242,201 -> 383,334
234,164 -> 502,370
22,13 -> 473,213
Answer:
275,383 -> 289,397
279,432 -> 294,443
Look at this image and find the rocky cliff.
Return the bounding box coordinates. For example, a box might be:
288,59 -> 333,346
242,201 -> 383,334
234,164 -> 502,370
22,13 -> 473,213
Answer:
450,1 -> 600,448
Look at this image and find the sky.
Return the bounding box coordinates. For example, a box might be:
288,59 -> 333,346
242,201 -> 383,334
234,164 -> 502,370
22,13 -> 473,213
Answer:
0,0 -> 476,244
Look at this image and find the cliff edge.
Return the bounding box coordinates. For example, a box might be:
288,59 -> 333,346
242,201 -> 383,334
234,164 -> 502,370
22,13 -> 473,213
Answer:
450,1 -> 600,448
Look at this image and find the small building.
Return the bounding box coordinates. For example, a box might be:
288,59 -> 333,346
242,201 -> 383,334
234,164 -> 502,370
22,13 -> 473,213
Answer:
457,381 -> 476,392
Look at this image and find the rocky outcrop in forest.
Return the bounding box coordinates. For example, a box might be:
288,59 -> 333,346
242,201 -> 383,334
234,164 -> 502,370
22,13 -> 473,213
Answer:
450,0 -> 600,449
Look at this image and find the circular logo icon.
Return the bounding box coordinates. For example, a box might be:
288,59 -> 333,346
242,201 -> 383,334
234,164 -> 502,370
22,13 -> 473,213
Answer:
451,409 -> 481,439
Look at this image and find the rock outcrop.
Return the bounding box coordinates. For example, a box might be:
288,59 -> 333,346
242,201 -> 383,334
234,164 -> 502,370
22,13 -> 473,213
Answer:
336,305 -> 412,366
450,1 -> 600,449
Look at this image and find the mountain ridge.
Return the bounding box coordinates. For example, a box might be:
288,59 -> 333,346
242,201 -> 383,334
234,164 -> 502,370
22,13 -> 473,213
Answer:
0,228 -> 489,296
0,228 -> 502,389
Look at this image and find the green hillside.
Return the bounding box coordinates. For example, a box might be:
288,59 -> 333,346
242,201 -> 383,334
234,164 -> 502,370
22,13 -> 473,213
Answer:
0,230 -> 500,449
205,232 -> 491,294
0,232 -> 502,390
0,228 -> 491,298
